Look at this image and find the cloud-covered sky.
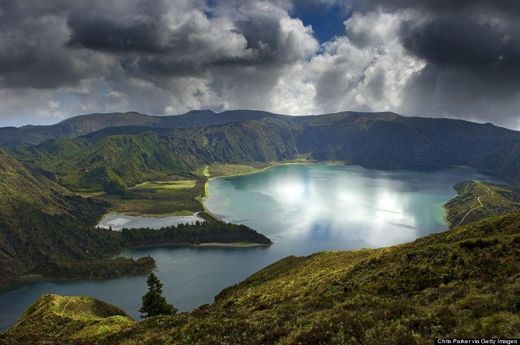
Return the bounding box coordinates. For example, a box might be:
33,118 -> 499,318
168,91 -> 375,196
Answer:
0,0 -> 519,129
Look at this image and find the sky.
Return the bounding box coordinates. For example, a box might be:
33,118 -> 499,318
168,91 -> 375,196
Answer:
0,0 -> 519,129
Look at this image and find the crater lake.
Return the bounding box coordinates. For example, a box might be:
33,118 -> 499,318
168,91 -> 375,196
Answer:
0,164 -> 497,331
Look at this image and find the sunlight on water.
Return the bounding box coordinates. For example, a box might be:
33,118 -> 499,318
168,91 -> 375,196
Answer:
205,164 -> 471,248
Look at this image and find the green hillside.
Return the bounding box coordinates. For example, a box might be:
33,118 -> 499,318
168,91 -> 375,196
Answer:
0,110 -> 273,148
0,112 -> 157,148
2,111 -> 520,344
0,150 -> 270,288
444,181 -> 520,226
3,212 -> 519,344
0,149 -> 155,287
14,132 -> 197,192
13,119 -> 298,193
2,294 -> 134,343
10,111 -> 520,194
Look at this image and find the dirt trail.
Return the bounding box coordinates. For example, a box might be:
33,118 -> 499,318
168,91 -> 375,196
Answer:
457,182 -> 493,226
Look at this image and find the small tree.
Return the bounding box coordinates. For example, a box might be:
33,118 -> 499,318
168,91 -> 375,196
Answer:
140,272 -> 177,318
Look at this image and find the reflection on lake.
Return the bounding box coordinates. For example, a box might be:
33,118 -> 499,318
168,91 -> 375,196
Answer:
205,164 -> 492,249
97,213 -> 205,231
0,164 -> 496,331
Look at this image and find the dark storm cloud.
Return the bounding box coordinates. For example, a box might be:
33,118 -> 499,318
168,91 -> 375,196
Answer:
0,0 -> 519,128
399,14 -> 520,94
354,0 -> 520,14
67,16 -> 169,54
235,12 -> 300,65
399,15 -> 520,102
0,0 -> 319,126
66,1 -> 313,73
355,0 -> 520,72
0,0 -> 313,91
401,19 -> 513,67
350,0 -> 520,126
65,1 -> 205,57
0,0 -> 110,89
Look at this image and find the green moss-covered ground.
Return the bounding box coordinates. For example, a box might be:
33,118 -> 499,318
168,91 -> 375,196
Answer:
3,212 -> 519,345
2,294 -> 134,344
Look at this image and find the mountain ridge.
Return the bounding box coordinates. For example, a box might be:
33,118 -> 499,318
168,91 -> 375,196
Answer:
10,111 -> 520,192
0,109 -> 280,148
2,110 -> 517,148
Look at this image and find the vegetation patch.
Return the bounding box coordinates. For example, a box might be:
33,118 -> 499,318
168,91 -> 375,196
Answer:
444,181 -> 520,226
3,294 -> 134,343
121,221 -> 272,247
96,179 -> 205,216
197,163 -> 269,178
133,180 -> 197,190
0,149 -> 271,289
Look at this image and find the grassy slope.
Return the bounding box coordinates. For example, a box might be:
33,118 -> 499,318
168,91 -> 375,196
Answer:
0,149 -> 133,286
2,294 -> 134,344
200,163 -> 271,178
13,133 -> 198,192
444,181 -> 520,226
3,212 -> 519,344
98,179 -> 205,216
87,163 -> 270,218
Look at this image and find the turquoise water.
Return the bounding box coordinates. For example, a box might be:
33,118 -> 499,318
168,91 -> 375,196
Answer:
0,164 -> 495,331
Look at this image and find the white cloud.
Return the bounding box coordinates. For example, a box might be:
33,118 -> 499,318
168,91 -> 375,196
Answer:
261,10 -> 426,115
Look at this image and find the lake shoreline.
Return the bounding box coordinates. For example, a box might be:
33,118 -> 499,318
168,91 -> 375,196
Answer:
92,161 -> 345,224
199,160 -> 346,219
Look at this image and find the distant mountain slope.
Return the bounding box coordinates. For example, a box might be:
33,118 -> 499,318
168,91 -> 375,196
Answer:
14,133 -> 198,192
478,140 -> 520,183
4,212 -> 519,344
0,112 -> 156,148
14,118 -> 298,192
297,113 -> 520,170
12,111 -> 520,190
0,110 -> 277,148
